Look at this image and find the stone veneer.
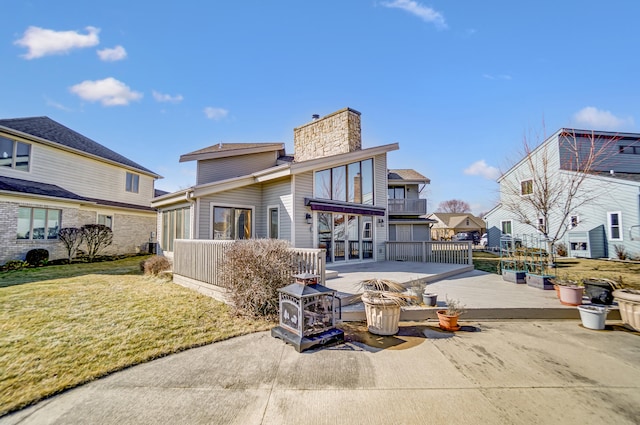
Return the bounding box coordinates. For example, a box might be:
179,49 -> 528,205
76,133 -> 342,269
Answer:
293,108 -> 361,162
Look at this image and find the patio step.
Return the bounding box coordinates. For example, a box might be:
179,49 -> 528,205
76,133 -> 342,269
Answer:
325,270 -> 339,280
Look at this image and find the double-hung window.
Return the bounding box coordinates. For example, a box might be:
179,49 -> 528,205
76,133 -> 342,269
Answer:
17,207 -> 61,240
126,172 -> 139,193
607,212 -> 622,241
520,179 -> 533,196
0,136 -> 31,171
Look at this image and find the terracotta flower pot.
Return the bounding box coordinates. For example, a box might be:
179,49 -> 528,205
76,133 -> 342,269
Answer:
436,310 -> 460,331
554,284 -> 560,299
558,285 -> 584,306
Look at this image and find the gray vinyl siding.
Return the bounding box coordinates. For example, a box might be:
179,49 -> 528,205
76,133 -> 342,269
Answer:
261,178 -> 292,241
374,153 -> 388,259
413,224 -> 430,241
293,172 -> 313,248
197,185 -> 262,239
0,141 -> 155,207
558,133 -> 640,174
196,152 -> 277,185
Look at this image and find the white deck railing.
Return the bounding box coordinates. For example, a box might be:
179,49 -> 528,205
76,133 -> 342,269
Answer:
386,241 -> 473,265
172,239 -> 326,288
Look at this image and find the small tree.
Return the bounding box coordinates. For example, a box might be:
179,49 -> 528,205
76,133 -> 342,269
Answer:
80,224 -> 113,262
437,199 -> 471,213
58,227 -> 84,263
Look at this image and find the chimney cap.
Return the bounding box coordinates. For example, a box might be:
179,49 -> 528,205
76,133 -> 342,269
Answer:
312,114 -> 320,120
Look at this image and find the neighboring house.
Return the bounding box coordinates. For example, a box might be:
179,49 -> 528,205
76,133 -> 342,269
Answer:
427,213 -> 485,241
485,128 -> 640,258
152,107 -> 430,264
387,169 -> 432,241
0,117 -> 161,264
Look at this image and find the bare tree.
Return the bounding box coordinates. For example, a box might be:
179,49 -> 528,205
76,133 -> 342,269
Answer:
500,129 -> 625,266
437,199 -> 471,213
80,224 -> 113,262
58,227 -> 84,263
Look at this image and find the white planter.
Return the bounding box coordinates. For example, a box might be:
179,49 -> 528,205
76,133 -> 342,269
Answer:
577,305 -> 608,330
362,293 -> 401,336
613,289 -> 640,331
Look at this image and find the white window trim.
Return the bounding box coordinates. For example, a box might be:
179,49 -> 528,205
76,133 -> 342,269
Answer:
569,215 -> 580,229
537,217 -> 545,233
267,204 -> 279,239
500,219 -> 513,235
607,211 -> 623,241
520,179 -> 533,196
209,202 -> 255,240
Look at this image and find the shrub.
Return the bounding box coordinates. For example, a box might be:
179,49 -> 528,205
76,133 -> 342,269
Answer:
25,249 -> 49,266
141,255 -> 172,276
225,239 -> 293,320
614,244 -> 627,260
80,224 -> 113,262
4,260 -> 29,271
555,242 -> 567,257
58,227 -> 84,263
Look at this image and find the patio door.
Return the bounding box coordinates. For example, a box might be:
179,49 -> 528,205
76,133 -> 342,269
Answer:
316,212 -> 374,263
397,224 -> 411,241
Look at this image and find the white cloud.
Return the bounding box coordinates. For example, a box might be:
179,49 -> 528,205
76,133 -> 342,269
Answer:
69,77 -> 142,106
97,45 -> 127,62
204,107 -> 228,120
153,90 -> 184,103
464,160 -> 501,180
573,106 -> 633,130
381,0 -> 447,29
15,26 -> 100,59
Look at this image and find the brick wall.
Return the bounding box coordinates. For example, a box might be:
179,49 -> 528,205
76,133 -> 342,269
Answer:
293,108 -> 361,162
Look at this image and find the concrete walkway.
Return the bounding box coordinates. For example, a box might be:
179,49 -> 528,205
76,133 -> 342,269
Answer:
3,321 -> 639,425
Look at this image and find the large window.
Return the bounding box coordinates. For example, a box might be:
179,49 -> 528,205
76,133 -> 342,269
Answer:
0,136 -> 31,171
316,212 -> 374,263
17,207 -> 60,240
608,212 -> 622,241
314,158 -> 374,205
213,206 -> 252,240
388,187 -> 405,199
126,172 -> 139,193
161,207 -> 191,251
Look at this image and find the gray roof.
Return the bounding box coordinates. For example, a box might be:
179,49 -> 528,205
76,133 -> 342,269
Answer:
0,175 -> 155,212
0,116 -> 158,176
388,169 -> 430,183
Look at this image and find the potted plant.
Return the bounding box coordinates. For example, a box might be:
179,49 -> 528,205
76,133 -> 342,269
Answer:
612,288 -> 640,331
577,305 -> 609,330
360,278 -> 414,336
551,276 -> 584,306
423,291 -> 438,307
436,297 -> 466,331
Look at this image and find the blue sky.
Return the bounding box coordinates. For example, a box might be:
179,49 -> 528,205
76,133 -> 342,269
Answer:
3,1 -> 639,215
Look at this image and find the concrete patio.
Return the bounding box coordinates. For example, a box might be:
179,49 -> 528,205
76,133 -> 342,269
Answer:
324,262 -> 621,322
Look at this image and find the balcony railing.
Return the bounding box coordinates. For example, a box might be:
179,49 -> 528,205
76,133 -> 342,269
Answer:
388,198 -> 427,215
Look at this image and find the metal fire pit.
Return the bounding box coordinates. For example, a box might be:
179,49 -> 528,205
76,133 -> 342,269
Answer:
271,273 -> 344,352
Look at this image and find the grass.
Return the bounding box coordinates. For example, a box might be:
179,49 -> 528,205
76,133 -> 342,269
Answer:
472,251 -> 640,287
0,256 -> 272,416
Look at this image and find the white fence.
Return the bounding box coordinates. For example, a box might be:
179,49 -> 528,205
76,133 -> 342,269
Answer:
172,239 -> 326,288
386,241 -> 473,265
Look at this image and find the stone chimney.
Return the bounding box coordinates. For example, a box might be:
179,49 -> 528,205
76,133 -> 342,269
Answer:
293,108 -> 362,162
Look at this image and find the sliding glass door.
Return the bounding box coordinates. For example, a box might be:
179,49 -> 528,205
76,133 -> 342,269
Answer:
317,212 -> 374,263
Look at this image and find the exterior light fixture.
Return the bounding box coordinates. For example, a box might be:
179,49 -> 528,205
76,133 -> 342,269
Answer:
305,213 -> 312,224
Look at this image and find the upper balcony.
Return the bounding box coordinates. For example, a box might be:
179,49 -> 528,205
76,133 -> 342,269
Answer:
388,198 -> 427,215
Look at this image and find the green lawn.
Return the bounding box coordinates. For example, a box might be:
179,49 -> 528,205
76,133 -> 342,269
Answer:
0,256 -> 272,416
473,251 -> 640,287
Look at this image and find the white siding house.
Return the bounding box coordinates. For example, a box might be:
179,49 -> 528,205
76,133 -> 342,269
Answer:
485,128 -> 640,259
153,108 -> 426,264
0,117 -> 161,264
